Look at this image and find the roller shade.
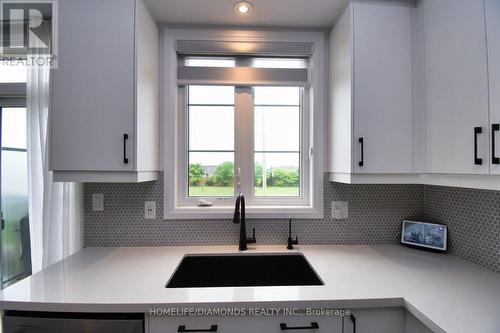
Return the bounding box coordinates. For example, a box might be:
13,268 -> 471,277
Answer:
176,40 -> 311,86
178,66 -> 309,86
176,40 -> 314,57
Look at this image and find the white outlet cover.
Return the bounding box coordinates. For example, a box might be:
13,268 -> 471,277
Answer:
332,201 -> 348,220
92,194 -> 104,211
145,201 -> 156,219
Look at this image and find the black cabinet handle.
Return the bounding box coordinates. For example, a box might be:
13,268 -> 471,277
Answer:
350,314 -> 357,333
492,124 -> 500,165
123,133 -> 129,164
474,127 -> 482,165
178,325 -> 217,332
280,322 -> 319,330
358,137 -> 364,167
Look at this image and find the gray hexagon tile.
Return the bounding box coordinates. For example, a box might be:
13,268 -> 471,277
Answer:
83,173 -> 500,273
84,173 -> 423,247
423,185 -> 500,273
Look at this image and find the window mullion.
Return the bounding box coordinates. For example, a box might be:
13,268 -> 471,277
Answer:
234,86 -> 254,198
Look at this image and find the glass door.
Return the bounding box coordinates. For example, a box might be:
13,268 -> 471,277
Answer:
0,61 -> 30,288
0,106 -> 31,287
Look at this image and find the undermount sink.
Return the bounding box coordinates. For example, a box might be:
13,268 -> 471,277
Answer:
166,253 -> 323,288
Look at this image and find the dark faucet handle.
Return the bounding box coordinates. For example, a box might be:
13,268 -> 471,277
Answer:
287,236 -> 298,250
247,228 -> 257,244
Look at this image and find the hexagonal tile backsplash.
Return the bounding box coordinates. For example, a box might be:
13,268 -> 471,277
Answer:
84,173 -> 500,273
423,185 -> 500,273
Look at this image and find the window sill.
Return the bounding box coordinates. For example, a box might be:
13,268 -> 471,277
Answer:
163,205 -> 324,220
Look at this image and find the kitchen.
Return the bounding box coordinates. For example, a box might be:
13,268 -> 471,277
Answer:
0,0 -> 499,332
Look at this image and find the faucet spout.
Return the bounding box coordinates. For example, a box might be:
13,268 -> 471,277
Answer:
233,193 -> 256,251
238,194 -> 247,250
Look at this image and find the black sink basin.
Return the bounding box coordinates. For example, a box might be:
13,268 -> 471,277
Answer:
166,253 -> 323,288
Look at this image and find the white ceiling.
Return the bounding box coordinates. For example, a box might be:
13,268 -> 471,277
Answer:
143,0 -> 349,29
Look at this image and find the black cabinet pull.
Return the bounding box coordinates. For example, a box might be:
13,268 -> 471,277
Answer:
474,127 -> 482,165
123,133 -> 129,164
178,325 -> 217,332
358,137 -> 364,167
350,314 -> 357,333
492,124 -> 500,165
280,322 -> 319,330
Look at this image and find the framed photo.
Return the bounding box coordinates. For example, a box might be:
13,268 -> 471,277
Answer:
401,220 -> 447,252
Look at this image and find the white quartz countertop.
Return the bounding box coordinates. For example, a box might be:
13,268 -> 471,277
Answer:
0,245 -> 499,333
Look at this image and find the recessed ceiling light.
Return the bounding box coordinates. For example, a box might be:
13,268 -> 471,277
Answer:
234,1 -> 253,15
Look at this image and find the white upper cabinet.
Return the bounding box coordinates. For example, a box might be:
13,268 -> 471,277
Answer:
329,0 -> 500,189
329,1 -> 413,182
51,0 -> 159,182
421,0 -> 490,174
352,2 -> 413,174
486,0 -> 500,174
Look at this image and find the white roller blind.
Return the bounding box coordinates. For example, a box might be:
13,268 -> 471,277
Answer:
176,42 -> 311,86
178,66 -> 308,86
176,40 -> 314,56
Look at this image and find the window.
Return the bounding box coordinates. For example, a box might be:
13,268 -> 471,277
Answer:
187,85 -> 235,197
185,57 -> 235,68
0,63 -> 30,287
178,56 -> 309,208
253,87 -> 301,197
183,84 -> 305,203
251,58 -> 307,69
0,62 -> 27,83
164,29 -> 325,219
1,107 -> 30,285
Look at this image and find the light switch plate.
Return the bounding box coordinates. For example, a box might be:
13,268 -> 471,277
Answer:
145,201 -> 156,219
92,194 -> 104,211
332,201 -> 348,220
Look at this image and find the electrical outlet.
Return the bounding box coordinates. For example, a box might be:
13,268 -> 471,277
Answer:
92,194 -> 104,211
332,201 -> 348,220
145,201 -> 156,219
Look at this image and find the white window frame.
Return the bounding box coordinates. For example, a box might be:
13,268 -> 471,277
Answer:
163,28 -> 325,219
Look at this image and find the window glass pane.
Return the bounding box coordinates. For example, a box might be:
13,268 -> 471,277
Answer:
189,106 -> 234,151
185,57 -> 235,68
188,152 -> 234,197
254,153 -> 299,197
254,87 -> 300,105
252,58 -> 307,69
0,63 -> 27,83
2,108 -> 27,149
189,86 -> 234,105
254,106 -> 299,151
253,86 -> 301,198
1,150 -> 29,282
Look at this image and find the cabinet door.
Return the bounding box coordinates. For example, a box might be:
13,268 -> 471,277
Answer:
404,311 -> 433,333
148,316 -> 223,333
423,0 -> 490,174
343,308 -> 404,333
486,0 -> 500,174
148,313 -> 342,333
222,313 -> 342,333
352,2 -> 413,173
51,0 -> 135,171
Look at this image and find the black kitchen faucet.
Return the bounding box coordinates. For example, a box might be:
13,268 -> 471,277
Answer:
233,193 -> 256,251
